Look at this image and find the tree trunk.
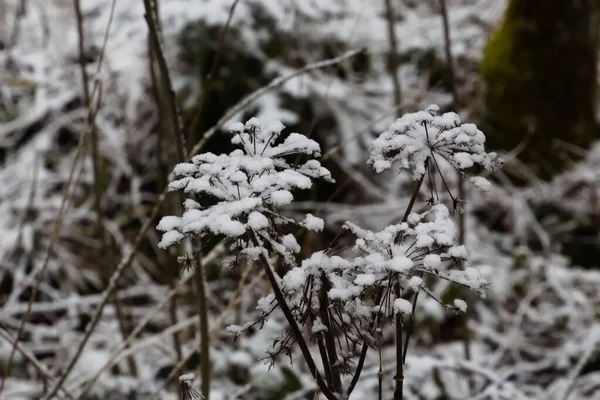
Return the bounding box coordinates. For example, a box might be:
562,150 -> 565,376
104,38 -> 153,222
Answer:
481,0 -> 599,180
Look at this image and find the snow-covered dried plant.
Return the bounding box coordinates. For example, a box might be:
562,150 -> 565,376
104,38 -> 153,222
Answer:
156,117 -> 333,263
179,374 -> 204,400
245,106 -> 499,398
156,106 -> 499,400
369,104 -> 502,202
280,204 -> 487,351
157,117 -> 342,399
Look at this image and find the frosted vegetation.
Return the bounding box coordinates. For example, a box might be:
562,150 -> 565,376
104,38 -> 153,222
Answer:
2,1 -> 600,400
159,110 -> 499,399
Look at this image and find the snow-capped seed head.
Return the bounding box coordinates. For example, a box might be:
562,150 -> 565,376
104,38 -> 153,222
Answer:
453,299 -> 468,312
179,373 -> 195,382
228,122 -> 245,134
321,203 -> 483,324
448,245 -> 468,260
179,373 -> 203,399
157,118 -> 333,261
425,104 -> 440,115
408,276 -> 423,290
394,298 -> 413,315
276,203 -> 485,347
302,214 -> 325,232
265,120 -> 285,135
368,105 -> 502,188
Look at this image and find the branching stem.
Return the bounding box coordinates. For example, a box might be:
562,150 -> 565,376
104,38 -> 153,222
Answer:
347,169 -> 426,398
251,232 -> 338,400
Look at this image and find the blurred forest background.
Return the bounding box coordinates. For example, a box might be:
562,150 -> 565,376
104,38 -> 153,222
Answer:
2,0 -> 600,399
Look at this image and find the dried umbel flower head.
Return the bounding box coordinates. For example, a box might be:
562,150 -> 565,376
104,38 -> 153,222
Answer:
156,118 -> 332,262
179,373 -> 203,400
275,204 -> 486,347
369,104 -> 503,192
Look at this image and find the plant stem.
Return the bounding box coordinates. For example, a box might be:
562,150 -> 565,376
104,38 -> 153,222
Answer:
393,290 -> 404,400
439,0 -> 458,104
113,293 -> 138,377
188,0 -> 241,149
378,343 -> 383,400
145,4 -> 191,395
251,233 -> 338,400
194,252 -> 211,400
319,275 -> 342,393
73,0 -> 102,234
401,288 -> 419,365
317,338 -> 334,389
143,0 -> 186,162
384,0 -> 402,114
347,171 -> 426,397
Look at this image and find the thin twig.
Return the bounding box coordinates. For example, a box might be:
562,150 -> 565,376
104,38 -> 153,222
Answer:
393,283 -> 404,400
188,0 -> 241,149
73,0 -> 102,234
0,83 -> 96,397
378,340 -> 383,400
387,3 -> 416,383
401,283 -> 419,365
194,251 -> 211,400
439,0 -> 458,104
145,0 -> 187,385
317,337 -> 333,389
143,0 -> 186,161
149,267 -> 264,400
41,187 -> 168,400
319,277 -> 342,393
187,49 -> 364,158
0,326 -> 74,400
384,0 -> 402,115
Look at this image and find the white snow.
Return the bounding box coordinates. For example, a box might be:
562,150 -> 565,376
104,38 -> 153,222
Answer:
453,299 -> 468,312
311,317 -> 328,335
408,276 -> 423,290
281,234 -> 301,253
9,1 -> 600,399
229,351 -> 254,367
389,256 -> 415,272
368,105 -> 502,184
394,298 -> 413,315
302,213 -> 325,232
269,190 -> 294,206
423,254 -> 442,269
159,118 -> 333,253
179,373 -> 195,382
247,211 -> 270,230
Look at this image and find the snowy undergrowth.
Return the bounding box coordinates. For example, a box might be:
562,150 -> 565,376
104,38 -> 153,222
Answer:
4,0 -> 600,399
